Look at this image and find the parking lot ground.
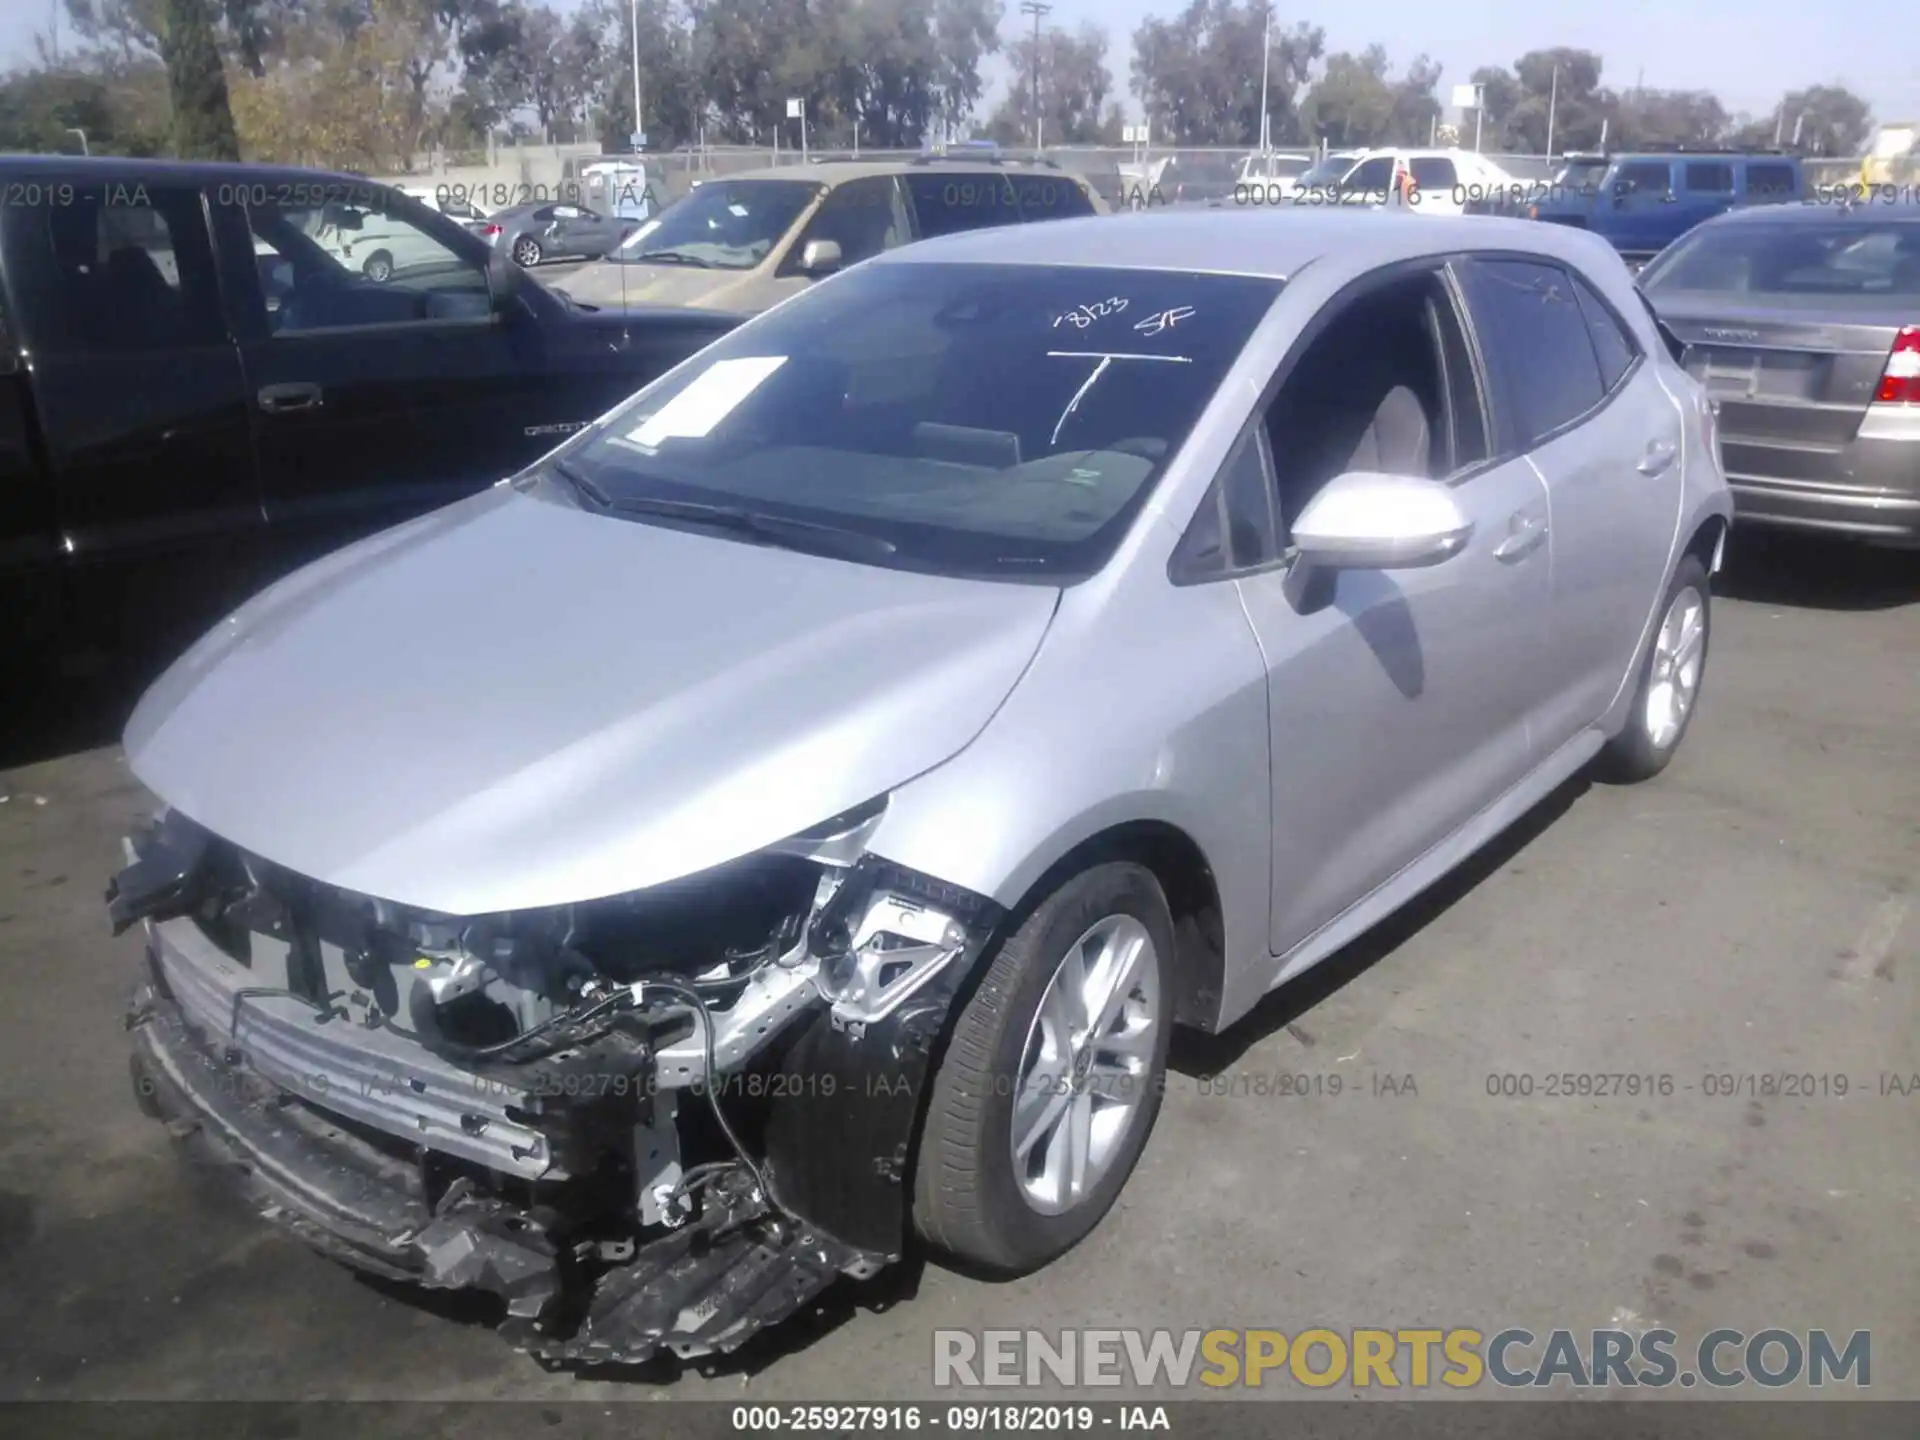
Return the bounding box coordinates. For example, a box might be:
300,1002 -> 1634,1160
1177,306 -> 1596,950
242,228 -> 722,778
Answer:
0,531 -> 1914,1405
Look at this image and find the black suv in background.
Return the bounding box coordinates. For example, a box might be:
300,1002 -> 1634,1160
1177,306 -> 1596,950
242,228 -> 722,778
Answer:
0,155 -> 742,671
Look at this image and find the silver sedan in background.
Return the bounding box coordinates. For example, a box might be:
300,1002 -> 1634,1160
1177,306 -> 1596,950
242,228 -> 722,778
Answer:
1640,200 -> 1920,545
109,210 -> 1731,1368
487,199 -> 639,269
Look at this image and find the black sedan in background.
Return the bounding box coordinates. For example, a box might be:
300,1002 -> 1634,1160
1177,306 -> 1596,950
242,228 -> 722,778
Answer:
1640,200 -> 1920,546
485,201 -> 640,269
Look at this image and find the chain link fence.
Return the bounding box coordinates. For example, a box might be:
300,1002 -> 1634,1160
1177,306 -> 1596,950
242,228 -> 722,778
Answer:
381,140 -> 1868,211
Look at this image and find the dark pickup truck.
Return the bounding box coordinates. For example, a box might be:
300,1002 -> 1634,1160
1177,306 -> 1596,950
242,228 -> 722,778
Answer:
0,155 -> 742,662
1466,150 -> 1805,268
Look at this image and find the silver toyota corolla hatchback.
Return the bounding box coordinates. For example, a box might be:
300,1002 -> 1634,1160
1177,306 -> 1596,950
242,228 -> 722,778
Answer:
110,209 -> 1732,1367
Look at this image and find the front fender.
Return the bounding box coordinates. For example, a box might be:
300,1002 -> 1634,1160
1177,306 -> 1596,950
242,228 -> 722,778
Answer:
863,570 -> 1273,1033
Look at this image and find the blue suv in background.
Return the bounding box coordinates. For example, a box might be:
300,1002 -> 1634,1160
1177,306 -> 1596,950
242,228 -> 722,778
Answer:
1470,150 -> 1805,268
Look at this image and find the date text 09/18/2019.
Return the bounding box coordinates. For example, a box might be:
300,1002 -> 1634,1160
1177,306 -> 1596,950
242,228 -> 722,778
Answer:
730,1405 -> 1169,1431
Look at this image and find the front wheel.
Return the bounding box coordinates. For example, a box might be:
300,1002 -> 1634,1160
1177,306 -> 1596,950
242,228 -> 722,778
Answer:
1598,554 -> 1711,782
912,861 -> 1173,1275
361,250 -> 393,283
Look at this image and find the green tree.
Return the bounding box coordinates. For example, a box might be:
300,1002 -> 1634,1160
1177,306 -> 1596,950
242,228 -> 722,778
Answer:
1458,63 -> 1520,149
1132,0 -> 1323,146
159,0 -> 241,158
987,21 -> 1121,146
1608,88 -> 1729,149
1299,47 -> 1392,148
1775,84 -> 1873,155
1388,54 -> 1442,144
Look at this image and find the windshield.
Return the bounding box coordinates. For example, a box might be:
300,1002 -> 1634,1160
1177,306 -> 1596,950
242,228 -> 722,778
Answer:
1298,156 -> 1355,186
553,262 -> 1282,580
1641,220 -> 1920,296
611,179 -> 820,269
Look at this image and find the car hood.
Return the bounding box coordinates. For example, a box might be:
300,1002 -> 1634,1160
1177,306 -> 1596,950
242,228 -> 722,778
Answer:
554,261 -> 763,310
125,484 -> 1060,915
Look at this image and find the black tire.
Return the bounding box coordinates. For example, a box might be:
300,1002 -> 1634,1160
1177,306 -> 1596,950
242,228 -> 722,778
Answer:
361,250 -> 393,283
512,236 -> 543,268
1598,554 -> 1711,783
912,861 -> 1174,1275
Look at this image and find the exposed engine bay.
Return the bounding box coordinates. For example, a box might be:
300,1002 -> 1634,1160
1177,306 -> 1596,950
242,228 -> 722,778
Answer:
111,799 -> 1001,1367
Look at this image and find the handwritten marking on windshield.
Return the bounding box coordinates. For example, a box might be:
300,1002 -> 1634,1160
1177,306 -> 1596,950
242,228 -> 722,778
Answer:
1051,355 -> 1112,446
1053,297 -> 1130,329
1133,306 -> 1195,336
1046,351 -> 1194,363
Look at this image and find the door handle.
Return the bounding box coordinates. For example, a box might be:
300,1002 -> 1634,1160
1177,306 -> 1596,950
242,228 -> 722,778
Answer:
1637,438 -> 1679,475
258,382 -> 323,414
1493,514 -> 1547,562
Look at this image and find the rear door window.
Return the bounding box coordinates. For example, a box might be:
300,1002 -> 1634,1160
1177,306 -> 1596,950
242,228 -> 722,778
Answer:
1410,157 -> 1458,191
905,171 -> 1022,238
1684,162 -> 1734,195
1744,162 -> 1797,197
1011,173 -> 1095,221
1569,273 -> 1638,392
1456,258 -> 1607,447
32,184 -> 226,355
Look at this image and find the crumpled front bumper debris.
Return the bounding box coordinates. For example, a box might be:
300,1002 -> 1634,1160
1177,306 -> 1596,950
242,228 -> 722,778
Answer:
119,827 -> 1003,1369
129,971 -> 874,1362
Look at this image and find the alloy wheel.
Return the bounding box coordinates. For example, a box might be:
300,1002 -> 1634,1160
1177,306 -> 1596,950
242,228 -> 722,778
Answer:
1010,914 -> 1161,1216
1645,584 -> 1707,750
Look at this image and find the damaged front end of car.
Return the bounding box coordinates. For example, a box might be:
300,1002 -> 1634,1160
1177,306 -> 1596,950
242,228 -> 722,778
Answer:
110,796 -> 1001,1368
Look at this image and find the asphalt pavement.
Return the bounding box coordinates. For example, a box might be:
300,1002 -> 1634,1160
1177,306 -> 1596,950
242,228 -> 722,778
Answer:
0,529 -> 1914,1407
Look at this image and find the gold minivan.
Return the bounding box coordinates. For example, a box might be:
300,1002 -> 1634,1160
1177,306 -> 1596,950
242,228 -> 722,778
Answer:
550,157 -> 1106,313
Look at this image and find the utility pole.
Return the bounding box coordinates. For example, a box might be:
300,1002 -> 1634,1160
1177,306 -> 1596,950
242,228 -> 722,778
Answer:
1256,4 -> 1272,153
628,0 -> 644,152
1473,84 -> 1484,153
1545,65 -> 1558,160
1020,0 -> 1052,151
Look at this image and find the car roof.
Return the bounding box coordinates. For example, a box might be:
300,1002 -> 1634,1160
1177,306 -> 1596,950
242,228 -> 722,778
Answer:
0,152 -> 379,188
870,206 -> 1622,282
703,159 -> 1087,186
1577,151 -> 1800,163
1692,199 -> 1920,229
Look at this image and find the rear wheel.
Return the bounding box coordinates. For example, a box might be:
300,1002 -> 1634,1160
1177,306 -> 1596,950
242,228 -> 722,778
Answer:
912,862 -> 1173,1275
511,236 -> 543,268
361,250 -> 393,283
1599,555 -> 1711,782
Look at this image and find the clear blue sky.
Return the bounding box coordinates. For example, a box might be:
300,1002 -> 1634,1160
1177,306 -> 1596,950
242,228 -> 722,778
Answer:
4,0 -> 1913,125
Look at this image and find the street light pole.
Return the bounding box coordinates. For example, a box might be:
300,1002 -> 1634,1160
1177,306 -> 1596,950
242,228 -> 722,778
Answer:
629,0 -> 643,151
1545,64 -> 1558,160
1020,0 -> 1052,152
1257,5 -> 1271,152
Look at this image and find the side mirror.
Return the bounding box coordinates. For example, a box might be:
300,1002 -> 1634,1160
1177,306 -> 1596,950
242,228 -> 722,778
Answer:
798,238 -> 843,275
1291,471 -> 1473,571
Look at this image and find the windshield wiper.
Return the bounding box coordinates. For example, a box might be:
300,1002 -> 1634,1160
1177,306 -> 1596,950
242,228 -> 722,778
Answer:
580,490 -> 899,561
549,460 -> 612,507
624,249 -> 716,267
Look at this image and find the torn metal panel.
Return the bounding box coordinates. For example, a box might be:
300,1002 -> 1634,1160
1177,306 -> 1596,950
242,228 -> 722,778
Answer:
116,811 -> 1004,1369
